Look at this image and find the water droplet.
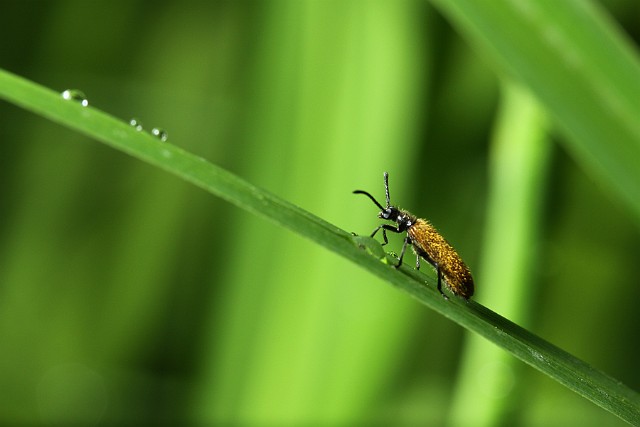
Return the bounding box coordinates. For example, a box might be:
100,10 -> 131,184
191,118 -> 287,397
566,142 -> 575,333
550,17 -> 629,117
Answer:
129,118 -> 144,131
350,232 -> 358,236
61,89 -> 88,107
151,127 -> 168,142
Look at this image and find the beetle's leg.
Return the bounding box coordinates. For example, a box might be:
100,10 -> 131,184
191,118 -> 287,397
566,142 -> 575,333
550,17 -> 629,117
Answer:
395,235 -> 411,269
436,264 -> 449,300
370,225 -> 388,246
371,224 -> 400,246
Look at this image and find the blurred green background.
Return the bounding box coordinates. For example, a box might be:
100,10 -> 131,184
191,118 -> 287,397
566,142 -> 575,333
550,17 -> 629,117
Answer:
1,1 -> 639,425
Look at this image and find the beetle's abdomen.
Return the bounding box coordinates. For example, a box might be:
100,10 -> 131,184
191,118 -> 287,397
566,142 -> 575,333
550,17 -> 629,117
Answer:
408,219 -> 474,299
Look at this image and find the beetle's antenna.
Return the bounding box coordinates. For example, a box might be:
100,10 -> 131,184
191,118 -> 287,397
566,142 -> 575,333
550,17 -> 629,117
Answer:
353,190 -> 385,211
383,172 -> 391,207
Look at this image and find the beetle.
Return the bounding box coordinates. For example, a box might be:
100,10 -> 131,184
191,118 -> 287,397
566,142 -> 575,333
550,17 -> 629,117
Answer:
353,172 -> 474,299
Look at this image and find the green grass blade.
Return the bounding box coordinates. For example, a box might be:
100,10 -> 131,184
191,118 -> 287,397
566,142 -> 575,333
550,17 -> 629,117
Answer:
429,0 -> 640,223
0,68 -> 639,424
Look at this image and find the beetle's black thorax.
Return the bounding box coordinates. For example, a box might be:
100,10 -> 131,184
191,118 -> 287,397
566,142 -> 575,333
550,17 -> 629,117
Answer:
379,206 -> 417,232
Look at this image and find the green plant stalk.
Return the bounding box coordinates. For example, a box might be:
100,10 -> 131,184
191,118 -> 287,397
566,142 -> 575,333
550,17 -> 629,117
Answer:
429,0 -> 640,224
449,83 -> 551,425
198,2 -> 432,422
0,69 -> 638,424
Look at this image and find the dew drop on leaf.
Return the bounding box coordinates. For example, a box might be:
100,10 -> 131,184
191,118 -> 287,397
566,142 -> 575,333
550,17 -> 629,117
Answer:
129,118 -> 144,131
151,127 -> 168,142
61,89 -> 88,107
